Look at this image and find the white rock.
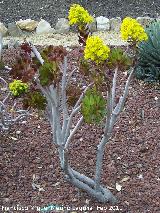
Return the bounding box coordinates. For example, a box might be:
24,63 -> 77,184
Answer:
96,16 -> 110,31
55,18 -> 70,34
110,17 -> 121,32
16,19 -> 38,31
16,130 -> 21,135
0,22 -> 8,36
138,174 -> 143,179
21,120 -> 27,124
136,16 -> 154,28
36,19 -> 52,34
116,182 -> 122,191
10,136 -> 18,141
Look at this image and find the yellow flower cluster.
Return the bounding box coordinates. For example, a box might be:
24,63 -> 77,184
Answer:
68,4 -> 93,28
121,17 -> 148,43
9,80 -> 29,96
84,36 -> 110,64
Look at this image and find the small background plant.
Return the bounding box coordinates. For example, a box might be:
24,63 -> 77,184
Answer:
135,20 -> 160,83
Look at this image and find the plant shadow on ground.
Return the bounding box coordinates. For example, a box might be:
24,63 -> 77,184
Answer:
0,46 -> 159,213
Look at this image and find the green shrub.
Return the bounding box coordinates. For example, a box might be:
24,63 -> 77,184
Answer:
9,80 -> 29,97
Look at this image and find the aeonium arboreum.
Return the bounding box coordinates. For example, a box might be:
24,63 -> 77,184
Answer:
7,20 -> 145,203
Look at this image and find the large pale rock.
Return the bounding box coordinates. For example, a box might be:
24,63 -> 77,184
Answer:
0,22 -> 8,36
36,19 -> 52,34
110,17 -> 121,32
136,16 -> 154,28
55,18 -> 70,33
16,19 -> 38,31
8,22 -> 23,37
96,16 -> 110,31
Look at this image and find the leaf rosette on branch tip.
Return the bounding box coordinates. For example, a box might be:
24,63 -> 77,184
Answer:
81,88 -> 106,124
39,45 -> 67,86
10,42 -> 37,82
108,47 -> 133,71
9,42 -> 68,110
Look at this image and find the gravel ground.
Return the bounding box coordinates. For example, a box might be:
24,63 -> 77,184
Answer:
3,31 -> 128,47
0,0 -> 160,26
0,47 -> 160,213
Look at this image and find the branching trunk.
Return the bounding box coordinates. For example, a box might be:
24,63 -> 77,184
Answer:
32,45 -> 135,204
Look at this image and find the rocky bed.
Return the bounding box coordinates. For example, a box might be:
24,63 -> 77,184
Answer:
0,46 -> 160,213
0,0 -> 160,26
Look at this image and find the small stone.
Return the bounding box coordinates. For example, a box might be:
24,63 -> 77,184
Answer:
10,136 -> 18,141
96,16 -> 110,31
85,199 -> 90,204
116,182 -> 122,191
0,22 -> 8,36
36,19 -> 52,34
53,182 -> 60,186
120,176 -> 130,183
72,198 -> 77,202
21,120 -> 27,124
8,22 -> 23,37
138,174 -> 143,179
55,18 -> 70,34
137,163 -> 143,168
3,198 -> 10,202
16,19 -> 38,31
124,201 -> 129,206
1,87 -> 7,92
16,130 -> 21,135
110,17 -> 121,32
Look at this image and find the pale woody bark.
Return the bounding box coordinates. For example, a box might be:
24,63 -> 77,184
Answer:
32,45 -> 134,204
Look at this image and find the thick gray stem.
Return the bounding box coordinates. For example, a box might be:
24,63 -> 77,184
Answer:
65,167 -> 116,204
61,57 -> 69,138
0,33 -> 2,60
95,86 -> 112,191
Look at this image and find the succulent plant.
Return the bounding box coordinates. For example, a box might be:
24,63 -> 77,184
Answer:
81,88 -> 106,124
108,47 -> 133,70
23,90 -> 47,110
135,20 -> 160,83
9,80 -> 29,97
